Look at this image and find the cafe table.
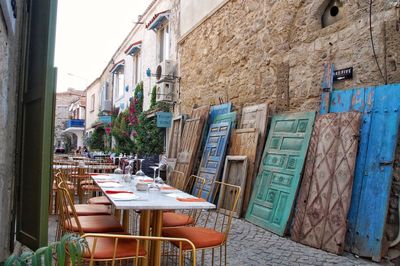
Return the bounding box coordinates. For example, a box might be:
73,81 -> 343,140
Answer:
91,174 -> 215,265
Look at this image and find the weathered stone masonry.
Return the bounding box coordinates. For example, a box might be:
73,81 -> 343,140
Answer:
177,0 -> 400,114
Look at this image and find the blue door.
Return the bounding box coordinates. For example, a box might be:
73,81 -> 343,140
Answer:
321,84 -> 400,261
195,122 -> 231,199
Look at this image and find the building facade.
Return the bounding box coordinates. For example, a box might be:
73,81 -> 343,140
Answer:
54,89 -> 85,151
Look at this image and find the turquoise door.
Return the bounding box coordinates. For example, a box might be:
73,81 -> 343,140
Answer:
246,112 -> 315,235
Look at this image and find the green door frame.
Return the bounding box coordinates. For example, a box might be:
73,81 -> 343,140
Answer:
14,0 -> 58,250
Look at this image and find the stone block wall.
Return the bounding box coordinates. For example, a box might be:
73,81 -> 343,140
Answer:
177,0 -> 400,114
0,0 -> 23,260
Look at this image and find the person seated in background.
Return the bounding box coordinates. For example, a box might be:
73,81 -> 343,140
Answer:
75,146 -> 82,155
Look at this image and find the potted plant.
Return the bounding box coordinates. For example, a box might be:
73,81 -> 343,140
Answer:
5,234 -> 86,266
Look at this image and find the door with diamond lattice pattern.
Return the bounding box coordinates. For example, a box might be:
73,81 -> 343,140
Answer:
291,112 -> 361,254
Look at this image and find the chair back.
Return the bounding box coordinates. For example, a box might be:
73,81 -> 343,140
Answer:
184,175 -> 206,198
81,233 -> 197,266
57,179 -> 84,235
201,181 -> 241,243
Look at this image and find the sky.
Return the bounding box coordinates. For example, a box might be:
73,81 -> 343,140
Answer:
54,0 -> 149,92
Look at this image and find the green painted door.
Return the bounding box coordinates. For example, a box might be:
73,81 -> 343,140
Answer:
246,112 -> 315,235
213,112 -> 237,129
16,0 -> 58,249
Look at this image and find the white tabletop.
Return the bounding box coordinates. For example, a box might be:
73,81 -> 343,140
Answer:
92,174 -> 216,211
53,164 -> 117,170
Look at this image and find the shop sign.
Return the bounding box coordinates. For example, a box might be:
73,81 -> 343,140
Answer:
156,112 -> 172,128
334,67 -> 353,81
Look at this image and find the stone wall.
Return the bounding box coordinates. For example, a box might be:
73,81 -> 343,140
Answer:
0,0 -> 23,260
177,0 -> 400,114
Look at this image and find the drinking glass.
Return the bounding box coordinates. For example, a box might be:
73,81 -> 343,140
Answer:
135,159 -> 145,176
154,163 -> 164,184
148,165 -> 160,191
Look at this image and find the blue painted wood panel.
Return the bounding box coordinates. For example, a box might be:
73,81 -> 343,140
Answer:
195,122 -> 231,199
209,103 -> 232,126
321,84 -> 400,261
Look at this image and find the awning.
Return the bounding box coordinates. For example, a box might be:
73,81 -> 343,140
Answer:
146,10 -> 170,30
110,59 -> 125,73
125,41 -> 142,55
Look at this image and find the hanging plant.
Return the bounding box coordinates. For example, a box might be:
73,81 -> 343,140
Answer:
111,109 -> 135,154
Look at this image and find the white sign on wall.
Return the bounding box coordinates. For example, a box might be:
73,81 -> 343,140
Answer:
0,0 -> 16,35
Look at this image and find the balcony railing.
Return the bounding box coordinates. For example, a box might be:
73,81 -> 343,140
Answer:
66,119 -> 85,128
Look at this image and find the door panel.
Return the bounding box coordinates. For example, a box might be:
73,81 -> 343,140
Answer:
228,128 -> 259,215
239,103 -> 270,189
16,0 -> 58,249
175,118 -> 205,180
213,111 -> 237,129
246,112 -> 315,236
220,156 -> 248,217
321,84 -> 400,261
167,115 -> 186,159
291,112 -> 361,254
195,123 -> 231,199
209,103 -> 232,125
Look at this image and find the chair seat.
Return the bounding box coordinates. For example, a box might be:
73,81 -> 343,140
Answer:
64,215 -> 123,233
68,204 -> 110,216
162,212 -> 194,227
88,196 -> 111,205
81,184 -> 100,191
84,236 -> 146,260
162,227 -> 225,250
80,180 -> 94,186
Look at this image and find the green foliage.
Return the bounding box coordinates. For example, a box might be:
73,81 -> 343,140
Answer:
134,82 -> 143,114
150,85 -> 157,109
134,113 -> 164,155
5,234 -> 87,266
87,126 -> 106,151
111,109 -> 135,154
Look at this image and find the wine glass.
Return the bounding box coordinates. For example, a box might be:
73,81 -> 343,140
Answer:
135,159 -> 145,176
154,163 -> 164,184
148,165 -> 160,191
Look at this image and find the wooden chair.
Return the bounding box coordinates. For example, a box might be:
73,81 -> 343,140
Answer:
56,180 -> 123,239
162,175 -> 206,228
81,233 -> 197,266
162,181 -> 241,265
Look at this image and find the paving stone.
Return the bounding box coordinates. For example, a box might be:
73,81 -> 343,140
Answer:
48,213 -> 383,265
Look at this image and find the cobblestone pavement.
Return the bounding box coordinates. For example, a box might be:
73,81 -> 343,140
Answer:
223,217 -> 376,266
49,214 -> 379,265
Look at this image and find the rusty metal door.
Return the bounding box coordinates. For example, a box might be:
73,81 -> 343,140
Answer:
196,122 -> 231,199
246,112 -> 316,235
228,128 -> 259,215
291,112 -> 361,254
321,84 -> 400,261
175,117 -> 205,180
